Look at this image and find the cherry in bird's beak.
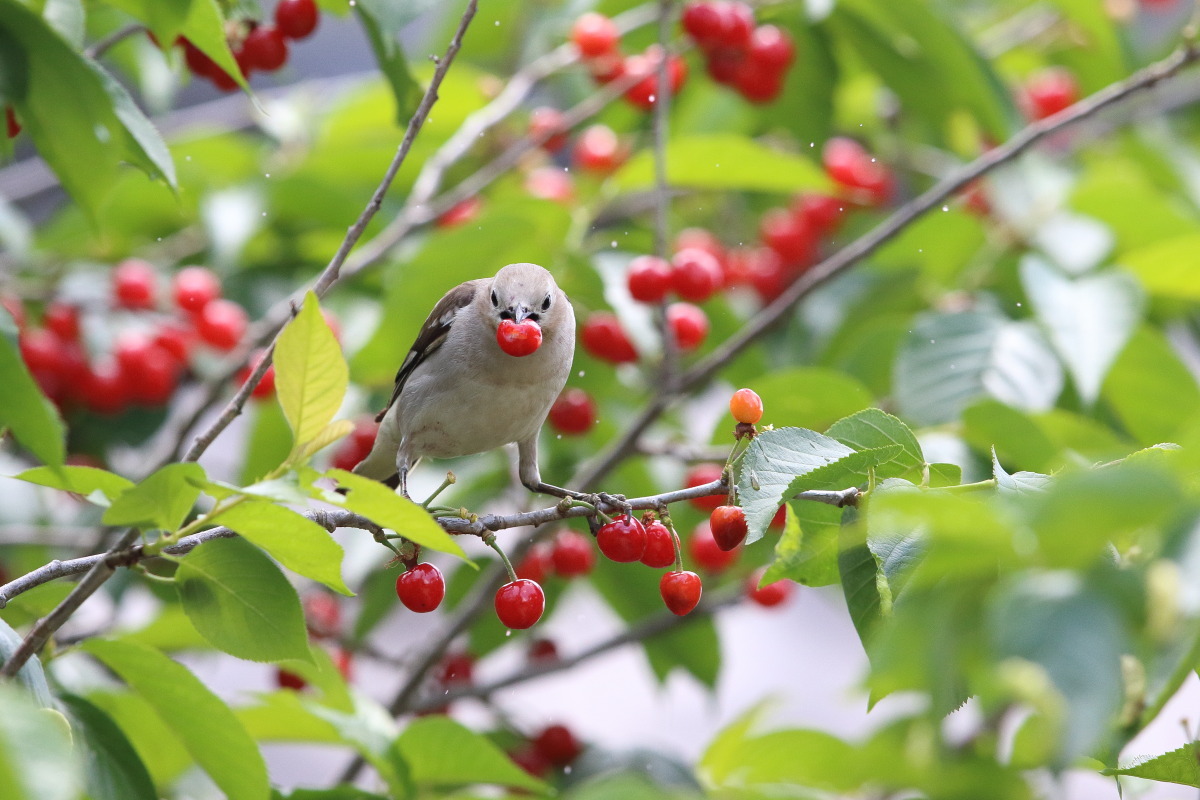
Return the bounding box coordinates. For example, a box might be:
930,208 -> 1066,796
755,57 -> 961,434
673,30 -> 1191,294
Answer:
496,318 -> 542,357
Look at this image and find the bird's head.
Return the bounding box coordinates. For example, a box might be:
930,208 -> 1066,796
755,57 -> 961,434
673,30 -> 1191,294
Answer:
485,263 -> 570,357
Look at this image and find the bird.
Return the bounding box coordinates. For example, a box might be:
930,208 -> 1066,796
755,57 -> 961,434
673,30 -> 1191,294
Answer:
352,262 -> 578,501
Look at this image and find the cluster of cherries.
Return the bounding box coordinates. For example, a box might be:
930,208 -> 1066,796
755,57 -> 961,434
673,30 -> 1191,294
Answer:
277,591 -> 353,689
7,262 -> 254,415
175,0 -> 319,91
681,1 -> 797,103
570,13 -> 688,111
388,388 -> 791,630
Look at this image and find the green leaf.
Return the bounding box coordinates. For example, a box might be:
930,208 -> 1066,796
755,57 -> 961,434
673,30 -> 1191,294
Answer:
394,716 -> 548,792
204,500 -> 351,595
0,685 -> 82,800
991,451 -> 1051,497
272,645 -> 354,713
1121,234 -> 1200,299
354,5 -> 418,123
82,638 -> 270,800
14,465 -> 133,506
176,536 -> 313,662
1102,326 -> 1200,446
241,400 -> 294,485
276,291 -> 349,450
894,311 -> 1062,426
59,693 -> 156,800
1020,256 -> 1143,405
102,463 -> 204,531
0,617 -> 53,707
90,59 -> 176,189
84,691 -> 192,788
0,309 -> 65,468
962,399 -> 1058,473
301,693 -> 410,799
927,462 -> 962,487
1104,744 -> 1200,787
325,469 -> 466,559
614,134 -> 832,194
237,692 -> 342,744
700,712 -> 858,794
826,408 -> 923,479
764,501 -> 841,587
299,419 -> 355,463
838,507 -> 883,649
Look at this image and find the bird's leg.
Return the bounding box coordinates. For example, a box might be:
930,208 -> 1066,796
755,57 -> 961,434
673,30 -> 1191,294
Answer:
517,438 -> 624,515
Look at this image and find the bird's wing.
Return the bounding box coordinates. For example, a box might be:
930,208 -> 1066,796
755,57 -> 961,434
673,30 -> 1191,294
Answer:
375,279 -> 481,423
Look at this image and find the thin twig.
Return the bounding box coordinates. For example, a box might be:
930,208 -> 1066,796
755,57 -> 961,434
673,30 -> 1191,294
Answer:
652,0 -> 680,396
84,23 -> 143,60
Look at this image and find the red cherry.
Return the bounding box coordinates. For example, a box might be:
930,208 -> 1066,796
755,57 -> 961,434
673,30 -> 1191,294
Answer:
330,418 -> 375,471
42,303 -> 79,341
128,343 -> 181,406
495,579 -> 546,629
172,266 -> 222,313
5,107 -> 20,139
529,107 -> 570,153
112,259 -> 158,310
533,724 -> 583,765
640,519 -> 676,568
237,350 -> 277,400
742,246 -> 789,304
685,463 -> 726,510
275,0 -> 319,40
596,514 -> 646,563
436,196 -> 484,228
747,25 -> 794,70
581,312 -> 638,363
688,521 -> 739,572
769,505 -> 786,530
627,255 -> 673,303
437,652 -> 474,686
746,567 -> 794,607
396,563 -> 446,613
510,745 -> 550,778
276,668 -> 307,691
303,591 -> 341,639
524,166 -> 575,204
587,53 -> 625,84
516,544 -> 552,583
573,124 -> 626,173
181,39 -> 217,78
717,2 -> 755,49
709,505 -> 748,551
243,24 -> 289,71
734,60 -> 784,103
571,12 -> 620,59
528,638 -> 559,663
791,193 -> 845,234
822,137 -> 893,205
729,387 -> 763,424
332,647 -> 353,682
196,299 -> 248,350
670,247 -> 723,303
19,328 -> 67,375
496,319 -> 543,357
666,302 -> 708,350
681,2 -> 725,49
759,207 -> 817,266
80,361 -> 130,415
706,49 -> 744,85
1023,67 -> 1079,120
548,388 -> 596,435
674,228 -> 725,263
550,530 -> 595,578
209,67 -> 239,92
660,570 -> 703,615
624,47 -> 688,110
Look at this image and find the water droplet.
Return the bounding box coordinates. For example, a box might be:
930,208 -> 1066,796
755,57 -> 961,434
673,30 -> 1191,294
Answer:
611,241 -> 617,248
648,95 -> 656,102
930,339 -> 936,344
563,767 -> 572,774
941,205 -> 949,212
264,173 -> 271,178
1016,302 -> 1022,307
578,370 -> 585,377
505,629 -> 512,636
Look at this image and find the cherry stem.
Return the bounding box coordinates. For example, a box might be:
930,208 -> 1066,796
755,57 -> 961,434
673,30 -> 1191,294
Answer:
482,532 -> 518,582
422,471 -> 457,509
660,506 -> 683,573
721,437 -> 750,505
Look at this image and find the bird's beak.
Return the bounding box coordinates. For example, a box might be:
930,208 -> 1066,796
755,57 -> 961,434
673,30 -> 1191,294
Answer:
511,305 -> 536,324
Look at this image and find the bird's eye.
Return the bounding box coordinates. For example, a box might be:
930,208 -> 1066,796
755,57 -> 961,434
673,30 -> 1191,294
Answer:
490,289 -> 499,308
541,294 -> 552,311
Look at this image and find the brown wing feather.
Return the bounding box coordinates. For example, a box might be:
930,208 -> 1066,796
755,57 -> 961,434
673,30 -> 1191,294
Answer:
375,280 -> 481,422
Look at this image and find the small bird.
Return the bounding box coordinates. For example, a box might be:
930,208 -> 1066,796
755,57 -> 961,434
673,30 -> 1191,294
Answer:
353,262 -> 577,500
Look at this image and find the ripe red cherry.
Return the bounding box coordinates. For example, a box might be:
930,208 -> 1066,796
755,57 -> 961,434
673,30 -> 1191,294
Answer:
275,0 -> 319,39
196,299 -> 248,350
495,579 -> 546,629
496,319 -> 543,356
686,463 -> 726,510
710,505 -> 748,551
303,591 -> 341,639
689,521 -> 739,572
770,505 -> 786,530
670,248 -> 723,302
624,47 -> 688,110
437,652 -> 474,685
551,530 -> 596,577
548,388 -> 596,435
791,193 -> 844,234
730,387 -> 763,424
243,24 -> 288,71
516,544 -> 551,583
596,514 -> 647,563
5,107 -> 19,139
528,638 -> 559,663
436,196 -> 484,228
734,60 -> 784,104
822,137 -> 893,205
681,2 -> 725,49
396,563 -> 446,613
19,328 -> 67,376
571,12 -> 620,59
627,255 -> 673,303
660,570 -> 703,615
573,125 -> 626,173
80,361 -> 130,416
749,25 -> 794,69
333,647 -> 354,682
746,567 -> 794,607
112,259 -> 158,309
172,266 -> 221,313
533,724 -> 583,765
666,302 -> 708,350
238,350 -> 277,400
1023,67 -> 1079,120
760,207 -> 817,266
510,745 -> 550,778
529,107 -> 570,153
581,312 -> 638,363
276,668 -> 307,690
524,166 -> 575,204
126,342 -> 181,406
330,418 -> 375,471
640,519 -> 676,568
43,303 -> 80,341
